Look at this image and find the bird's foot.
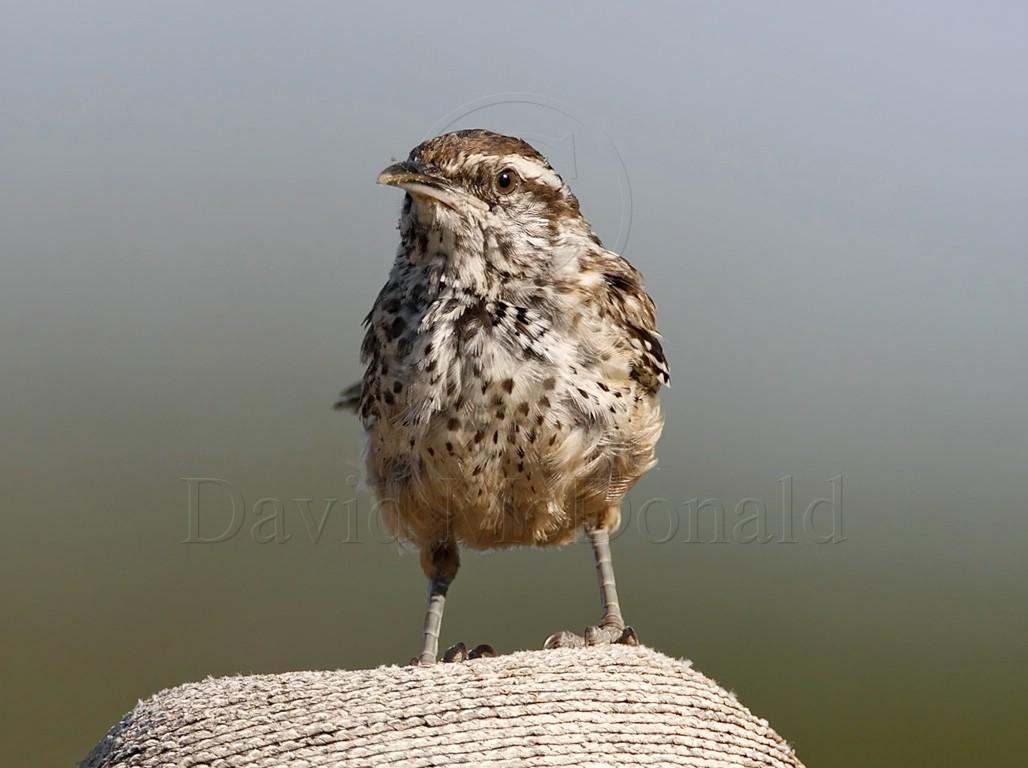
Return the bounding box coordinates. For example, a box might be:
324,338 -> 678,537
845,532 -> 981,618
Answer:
409,642 -> 497,666
543,625 -> 638,649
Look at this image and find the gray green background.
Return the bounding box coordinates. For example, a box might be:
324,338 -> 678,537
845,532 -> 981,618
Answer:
2,2 -> 1026,766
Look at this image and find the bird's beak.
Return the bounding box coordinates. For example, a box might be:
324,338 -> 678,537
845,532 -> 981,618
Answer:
377,160 -> 462,210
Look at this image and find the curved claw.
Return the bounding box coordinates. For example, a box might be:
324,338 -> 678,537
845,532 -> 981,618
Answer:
468,643 -> 496,660
546,625 -> 639,649
617,626 -> 639,646
544,630 -> 586,649
442,642 -> 468,663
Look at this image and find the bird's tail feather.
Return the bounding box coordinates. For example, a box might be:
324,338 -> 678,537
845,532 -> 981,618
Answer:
333,381 -> 362,412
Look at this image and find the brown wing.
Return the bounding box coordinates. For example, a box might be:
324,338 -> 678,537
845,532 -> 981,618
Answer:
587,250 -> 670,394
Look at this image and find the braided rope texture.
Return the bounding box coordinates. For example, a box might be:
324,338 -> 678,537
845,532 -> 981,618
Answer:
81,645 -> 803,767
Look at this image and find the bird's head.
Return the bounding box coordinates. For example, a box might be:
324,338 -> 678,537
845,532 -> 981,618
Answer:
378,130 -> 596,276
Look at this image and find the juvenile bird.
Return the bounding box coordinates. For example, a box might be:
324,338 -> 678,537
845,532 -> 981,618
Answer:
337,130 -> 668,664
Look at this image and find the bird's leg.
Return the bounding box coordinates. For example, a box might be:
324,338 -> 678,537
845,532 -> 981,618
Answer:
590,525 -> 624,634
413,541 -> 496,664
419,579 -> 448,664
416,540 -> 459,665
544,518 -> 639,649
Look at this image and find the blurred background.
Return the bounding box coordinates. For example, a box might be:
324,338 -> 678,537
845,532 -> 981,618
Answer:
2,3 -> 1026,766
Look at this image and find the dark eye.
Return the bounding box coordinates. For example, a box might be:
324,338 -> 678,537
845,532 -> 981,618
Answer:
495,168 -> 519,195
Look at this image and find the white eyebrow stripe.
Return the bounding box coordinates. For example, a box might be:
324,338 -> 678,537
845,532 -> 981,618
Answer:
499,155 -> 563,188
462,152 -> 564,189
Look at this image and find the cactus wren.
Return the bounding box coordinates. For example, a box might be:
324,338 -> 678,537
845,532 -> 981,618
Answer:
336,130 -> 668,664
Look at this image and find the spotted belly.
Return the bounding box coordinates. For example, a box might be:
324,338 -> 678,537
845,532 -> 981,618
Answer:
365,366 -> 660,551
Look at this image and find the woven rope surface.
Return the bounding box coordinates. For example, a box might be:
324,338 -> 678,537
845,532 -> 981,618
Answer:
81,645 -> 803,767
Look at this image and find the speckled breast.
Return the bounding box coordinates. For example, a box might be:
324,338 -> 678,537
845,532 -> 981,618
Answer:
362,294 -> 661,550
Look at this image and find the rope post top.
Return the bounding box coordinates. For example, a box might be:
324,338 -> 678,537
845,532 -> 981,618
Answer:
81,644 -> 804,767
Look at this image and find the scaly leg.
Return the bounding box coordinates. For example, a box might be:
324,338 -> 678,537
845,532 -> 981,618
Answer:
544,521 -> 639,649
416,541 -> 459,665
412,541 -> 496,664
591,525 -> 625,634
